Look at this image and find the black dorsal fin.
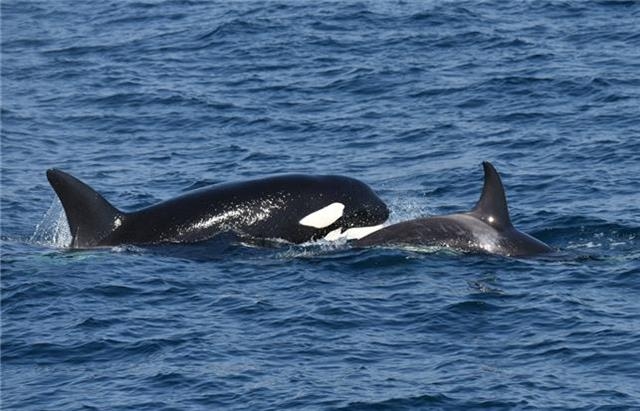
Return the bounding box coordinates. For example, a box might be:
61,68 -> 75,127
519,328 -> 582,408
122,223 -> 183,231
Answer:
46,169 -> 123,247
469,161 -> 512,230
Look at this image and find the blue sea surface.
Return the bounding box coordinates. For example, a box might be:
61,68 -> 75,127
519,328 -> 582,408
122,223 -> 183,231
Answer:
2,1 -> 640,409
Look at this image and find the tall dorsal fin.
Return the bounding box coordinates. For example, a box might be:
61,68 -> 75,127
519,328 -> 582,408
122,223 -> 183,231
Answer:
469,161 -> 512,230
46,169 -> 124,247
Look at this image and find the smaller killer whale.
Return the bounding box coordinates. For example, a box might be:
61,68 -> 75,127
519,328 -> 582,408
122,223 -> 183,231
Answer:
46,169 -> 389,248
353,162 -> 552,257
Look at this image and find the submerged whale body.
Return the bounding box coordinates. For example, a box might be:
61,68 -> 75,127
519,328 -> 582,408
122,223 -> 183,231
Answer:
46,169 -> 389,248
354,162 -> 552,257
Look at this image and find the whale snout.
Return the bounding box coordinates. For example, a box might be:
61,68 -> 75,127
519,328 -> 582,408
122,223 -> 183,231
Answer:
351,200 -> 389,227
373,201 -> 390,222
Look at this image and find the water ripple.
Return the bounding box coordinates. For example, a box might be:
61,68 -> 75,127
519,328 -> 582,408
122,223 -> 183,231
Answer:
2,0 -> 640,410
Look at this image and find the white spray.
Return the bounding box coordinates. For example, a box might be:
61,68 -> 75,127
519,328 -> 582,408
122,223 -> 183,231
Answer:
30,198 -> 72,248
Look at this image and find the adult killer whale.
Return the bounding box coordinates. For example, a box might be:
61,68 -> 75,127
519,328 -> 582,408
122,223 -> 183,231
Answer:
46,169 -> 389,248
353,162 -> 552,257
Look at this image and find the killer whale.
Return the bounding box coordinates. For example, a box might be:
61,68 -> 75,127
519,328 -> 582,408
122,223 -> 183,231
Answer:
353,162 -> 552,257
46,169 -> 389,248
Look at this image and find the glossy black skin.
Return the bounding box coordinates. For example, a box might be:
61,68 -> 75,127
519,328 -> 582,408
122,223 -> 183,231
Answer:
354,214 -> 551,257
353,162 -> 552,257
46,170 -> 389,248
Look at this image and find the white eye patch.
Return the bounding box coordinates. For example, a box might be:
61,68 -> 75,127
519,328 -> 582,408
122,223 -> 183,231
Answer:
299,202 -> 345,229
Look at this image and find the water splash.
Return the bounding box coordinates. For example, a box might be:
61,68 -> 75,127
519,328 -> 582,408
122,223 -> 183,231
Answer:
30,198 -> 71,248
276,238 -> 350,259
385,197 -> 433,224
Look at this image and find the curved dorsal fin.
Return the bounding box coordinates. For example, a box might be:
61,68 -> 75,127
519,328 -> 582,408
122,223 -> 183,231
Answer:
46,169 -> 123,247
469,161 -> 512,230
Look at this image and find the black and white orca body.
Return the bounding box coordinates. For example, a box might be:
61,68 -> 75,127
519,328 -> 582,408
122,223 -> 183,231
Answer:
46,170 -> 389,248
354,162 -> 551,257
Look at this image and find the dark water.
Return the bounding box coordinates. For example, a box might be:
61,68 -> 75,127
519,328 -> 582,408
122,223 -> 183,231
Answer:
2,1 -> 640,409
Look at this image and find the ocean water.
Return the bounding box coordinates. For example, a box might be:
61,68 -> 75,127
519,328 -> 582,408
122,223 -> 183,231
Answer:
2,0 -> 640,409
